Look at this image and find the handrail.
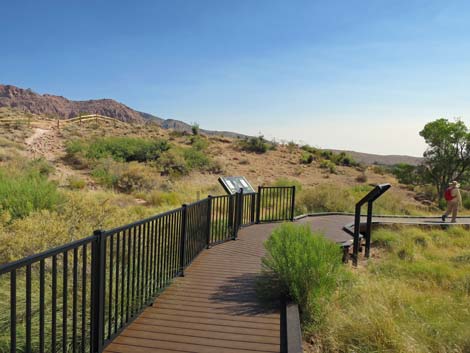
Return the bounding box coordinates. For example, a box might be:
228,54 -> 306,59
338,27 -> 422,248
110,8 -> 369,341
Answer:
352,183 -> 391,265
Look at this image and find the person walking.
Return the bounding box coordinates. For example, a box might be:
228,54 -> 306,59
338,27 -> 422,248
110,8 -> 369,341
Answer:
442,181 -> 462,223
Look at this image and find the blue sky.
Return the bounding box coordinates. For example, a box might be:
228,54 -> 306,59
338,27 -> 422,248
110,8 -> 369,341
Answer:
3,1 -> 470,156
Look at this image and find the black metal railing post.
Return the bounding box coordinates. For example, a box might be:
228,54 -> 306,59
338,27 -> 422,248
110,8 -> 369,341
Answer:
352,205 -> 361,267
179,204 -> 188,276
206,196 -> 212,248
228,194 -> 234,230
91,229 -> 106,353
233,188 -> 243,240
290,186 -> 296,221
365,201 -> 373,258
256,186 -> 262,223
250,193 -> 256,224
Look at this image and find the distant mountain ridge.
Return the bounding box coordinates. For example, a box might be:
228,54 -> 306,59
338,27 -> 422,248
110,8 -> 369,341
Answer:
329,149 -> 423,166
0,84 -> 247,138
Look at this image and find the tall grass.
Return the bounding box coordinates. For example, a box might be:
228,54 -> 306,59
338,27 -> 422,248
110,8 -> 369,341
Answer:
295,184 -> 428,216
0,166 -> 61,219
259,223 -> 348,327
315,226 -> 470,352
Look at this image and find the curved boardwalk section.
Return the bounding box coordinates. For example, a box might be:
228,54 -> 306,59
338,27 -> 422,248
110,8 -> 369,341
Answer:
104,223 -> 282,353
104,214 -> 470,353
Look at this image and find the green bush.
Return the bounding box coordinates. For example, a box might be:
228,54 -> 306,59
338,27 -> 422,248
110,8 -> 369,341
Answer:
260,223 -> 347,326
191,122 -> 200,136
320,160 -> 337,173
183,148 -> 212,170
0,169 -> 61,219
300,151 -> 314,164
301,144 -> 319,155
189,135 -> 209,151
66,137 -> 169,163
392,163 -> 419,185
238,135 -> 275,154
158,149 -> 188,176
91,159 -> 159,193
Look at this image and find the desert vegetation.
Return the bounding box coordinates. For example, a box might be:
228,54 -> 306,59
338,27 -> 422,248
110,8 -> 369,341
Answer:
260,223 -> 470,353
392,118 -> 470,208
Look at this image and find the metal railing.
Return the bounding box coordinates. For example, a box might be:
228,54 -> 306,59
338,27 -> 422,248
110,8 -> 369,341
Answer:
352,183 -> 391,266
256,186 -> 296,223
0,185 -> 295,353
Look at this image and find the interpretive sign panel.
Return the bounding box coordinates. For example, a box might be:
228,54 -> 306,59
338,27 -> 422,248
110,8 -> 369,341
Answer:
218,176 -> 256,195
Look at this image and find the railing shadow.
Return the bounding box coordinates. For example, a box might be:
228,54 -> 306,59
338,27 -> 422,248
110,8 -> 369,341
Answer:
209,272 -> 280,316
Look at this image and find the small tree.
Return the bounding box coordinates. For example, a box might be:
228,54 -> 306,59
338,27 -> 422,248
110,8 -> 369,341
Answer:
191,122 -> 200,136
419,118 -> 470,199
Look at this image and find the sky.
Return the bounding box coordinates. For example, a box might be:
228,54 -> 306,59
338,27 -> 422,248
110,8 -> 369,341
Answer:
3,0 -> 470,156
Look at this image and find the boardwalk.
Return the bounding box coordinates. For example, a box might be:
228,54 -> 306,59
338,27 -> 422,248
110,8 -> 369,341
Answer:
104,223 -> 283,353
104,214 -> 470,353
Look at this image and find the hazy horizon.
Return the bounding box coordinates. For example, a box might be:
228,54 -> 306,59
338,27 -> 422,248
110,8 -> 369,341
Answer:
3,1 -> 470,157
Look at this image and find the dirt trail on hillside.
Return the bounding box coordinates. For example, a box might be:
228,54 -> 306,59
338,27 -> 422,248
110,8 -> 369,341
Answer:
25,123 -> 94,186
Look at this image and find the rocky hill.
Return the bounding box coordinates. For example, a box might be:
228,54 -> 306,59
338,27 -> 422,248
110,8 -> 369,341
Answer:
0,84 -> 150,123
0,84 -> 247,138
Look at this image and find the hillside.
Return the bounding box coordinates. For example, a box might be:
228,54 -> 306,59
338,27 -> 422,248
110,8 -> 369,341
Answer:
0,107 -> 444,266
1,84 -> 426,163
329,149 -> 423,166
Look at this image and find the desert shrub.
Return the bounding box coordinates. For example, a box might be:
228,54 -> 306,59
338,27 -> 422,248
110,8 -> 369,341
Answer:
301,144 -> 319,155
356,172 -> 368,183
330,152 -> 356,166
300,151 -> 314,164
66,137 -> 169,163
392,163 -> 419,185
67,176 -> 86,190
191,122 -> 200,135
189,135 -> 209,150
260,223 -> 347,327
287,141 -> 297,152
320,160 -> 337,173
158,149 -> 188,176
0,168 -> 62,220
28,158 -> 55,176
238,135 -> 274,154
92,159 -> 158,193
183,148 -> 212,170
